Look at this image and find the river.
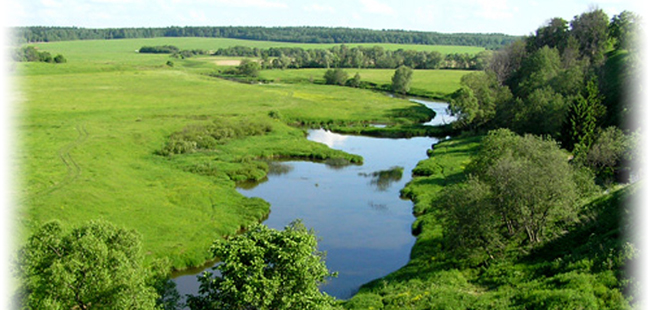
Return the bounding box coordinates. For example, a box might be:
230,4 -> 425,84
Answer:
172,99 -> 455,300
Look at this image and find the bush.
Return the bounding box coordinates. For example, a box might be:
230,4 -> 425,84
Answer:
53,54 -> 67,63
324,68 -> 348,86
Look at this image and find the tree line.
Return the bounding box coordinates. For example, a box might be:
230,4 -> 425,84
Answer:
214,45 -> 490,70
15,26 -> 518,49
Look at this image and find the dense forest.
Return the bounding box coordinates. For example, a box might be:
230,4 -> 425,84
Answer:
15,26 -> 518,49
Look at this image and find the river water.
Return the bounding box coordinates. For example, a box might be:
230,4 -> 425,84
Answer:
172,99 -> 455,300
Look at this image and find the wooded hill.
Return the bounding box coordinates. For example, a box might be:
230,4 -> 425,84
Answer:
15,26 -> 519,49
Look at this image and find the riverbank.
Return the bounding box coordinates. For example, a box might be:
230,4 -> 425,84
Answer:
344,134 -> 637,309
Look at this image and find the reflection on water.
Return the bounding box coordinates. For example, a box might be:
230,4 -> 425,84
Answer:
173,99 -> 453,300
359,166 -> 404,191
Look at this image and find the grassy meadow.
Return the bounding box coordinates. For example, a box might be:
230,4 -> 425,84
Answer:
16,38 -> 468,269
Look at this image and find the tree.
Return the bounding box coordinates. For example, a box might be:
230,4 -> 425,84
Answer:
323,68 -> 348,86
349,72 -> 362,88
186,221 -> 337,310
237,58 -> 261,77
449,71 -> 512,130
391,65 -> 413,95
562,77 -> 606,151
469,129 -> 579,244
15,220 -> 160,310
609,11 -> 641,51
570,8 -> 610,65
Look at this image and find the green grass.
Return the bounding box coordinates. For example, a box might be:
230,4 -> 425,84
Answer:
16,38 -> 446,270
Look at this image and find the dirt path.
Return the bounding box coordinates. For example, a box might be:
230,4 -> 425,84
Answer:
29,123 -> 89,200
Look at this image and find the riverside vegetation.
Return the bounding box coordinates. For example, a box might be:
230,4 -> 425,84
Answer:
15,8 -> 641,310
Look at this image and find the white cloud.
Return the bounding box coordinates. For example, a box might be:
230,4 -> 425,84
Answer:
303,4 -> 335,13
359,0 -> 394,15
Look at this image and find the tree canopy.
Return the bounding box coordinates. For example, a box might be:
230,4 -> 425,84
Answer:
14,220 -> 161,310
186,221 -> 338,310
391,65 -> 413,95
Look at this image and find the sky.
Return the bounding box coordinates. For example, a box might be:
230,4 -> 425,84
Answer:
5,0 -> 644,36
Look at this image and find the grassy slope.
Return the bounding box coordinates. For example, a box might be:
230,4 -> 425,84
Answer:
345,135 -> 636,309
17,38 -> 463,269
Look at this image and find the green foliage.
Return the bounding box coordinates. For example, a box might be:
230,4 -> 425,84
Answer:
444,129 -> 580,253
186,221 -> 338,310
139,45 -> 180,53
609,11 -> 641,51
563,77 -> 606,151
15,220 -> 160,310
391,65 -> 413,95
236,58 -> 261,77
13,46 -> 66,64
53,54 -> 67,63
348,72 -> 362,88
570,8 -> 610,65
449,71 -> 512,130
323,68 -> 349,86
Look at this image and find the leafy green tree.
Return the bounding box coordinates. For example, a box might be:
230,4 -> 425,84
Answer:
527,18 -> 570,52
15,220 -> 160,310
570,8 -> 610,65
609,11 -> 641,51
467,129 -> 580,244
515,46 -> 562,97
237,58 -> 261,77
53,54 -> 67,63
186,221 -> 338,310
391,65 -> 413,95
439,176 -> 503,262
510,87 -> 568,137
575,126 -> 631,184
323,68 -> 348,86
449,71 -> 512,130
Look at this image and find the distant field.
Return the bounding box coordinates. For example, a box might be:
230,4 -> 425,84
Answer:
16,37 -> 451,269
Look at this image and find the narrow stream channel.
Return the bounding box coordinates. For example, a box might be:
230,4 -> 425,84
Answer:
172,99 -> 455,300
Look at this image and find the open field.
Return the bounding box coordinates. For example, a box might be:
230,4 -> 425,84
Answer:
15,37 -> 463,269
